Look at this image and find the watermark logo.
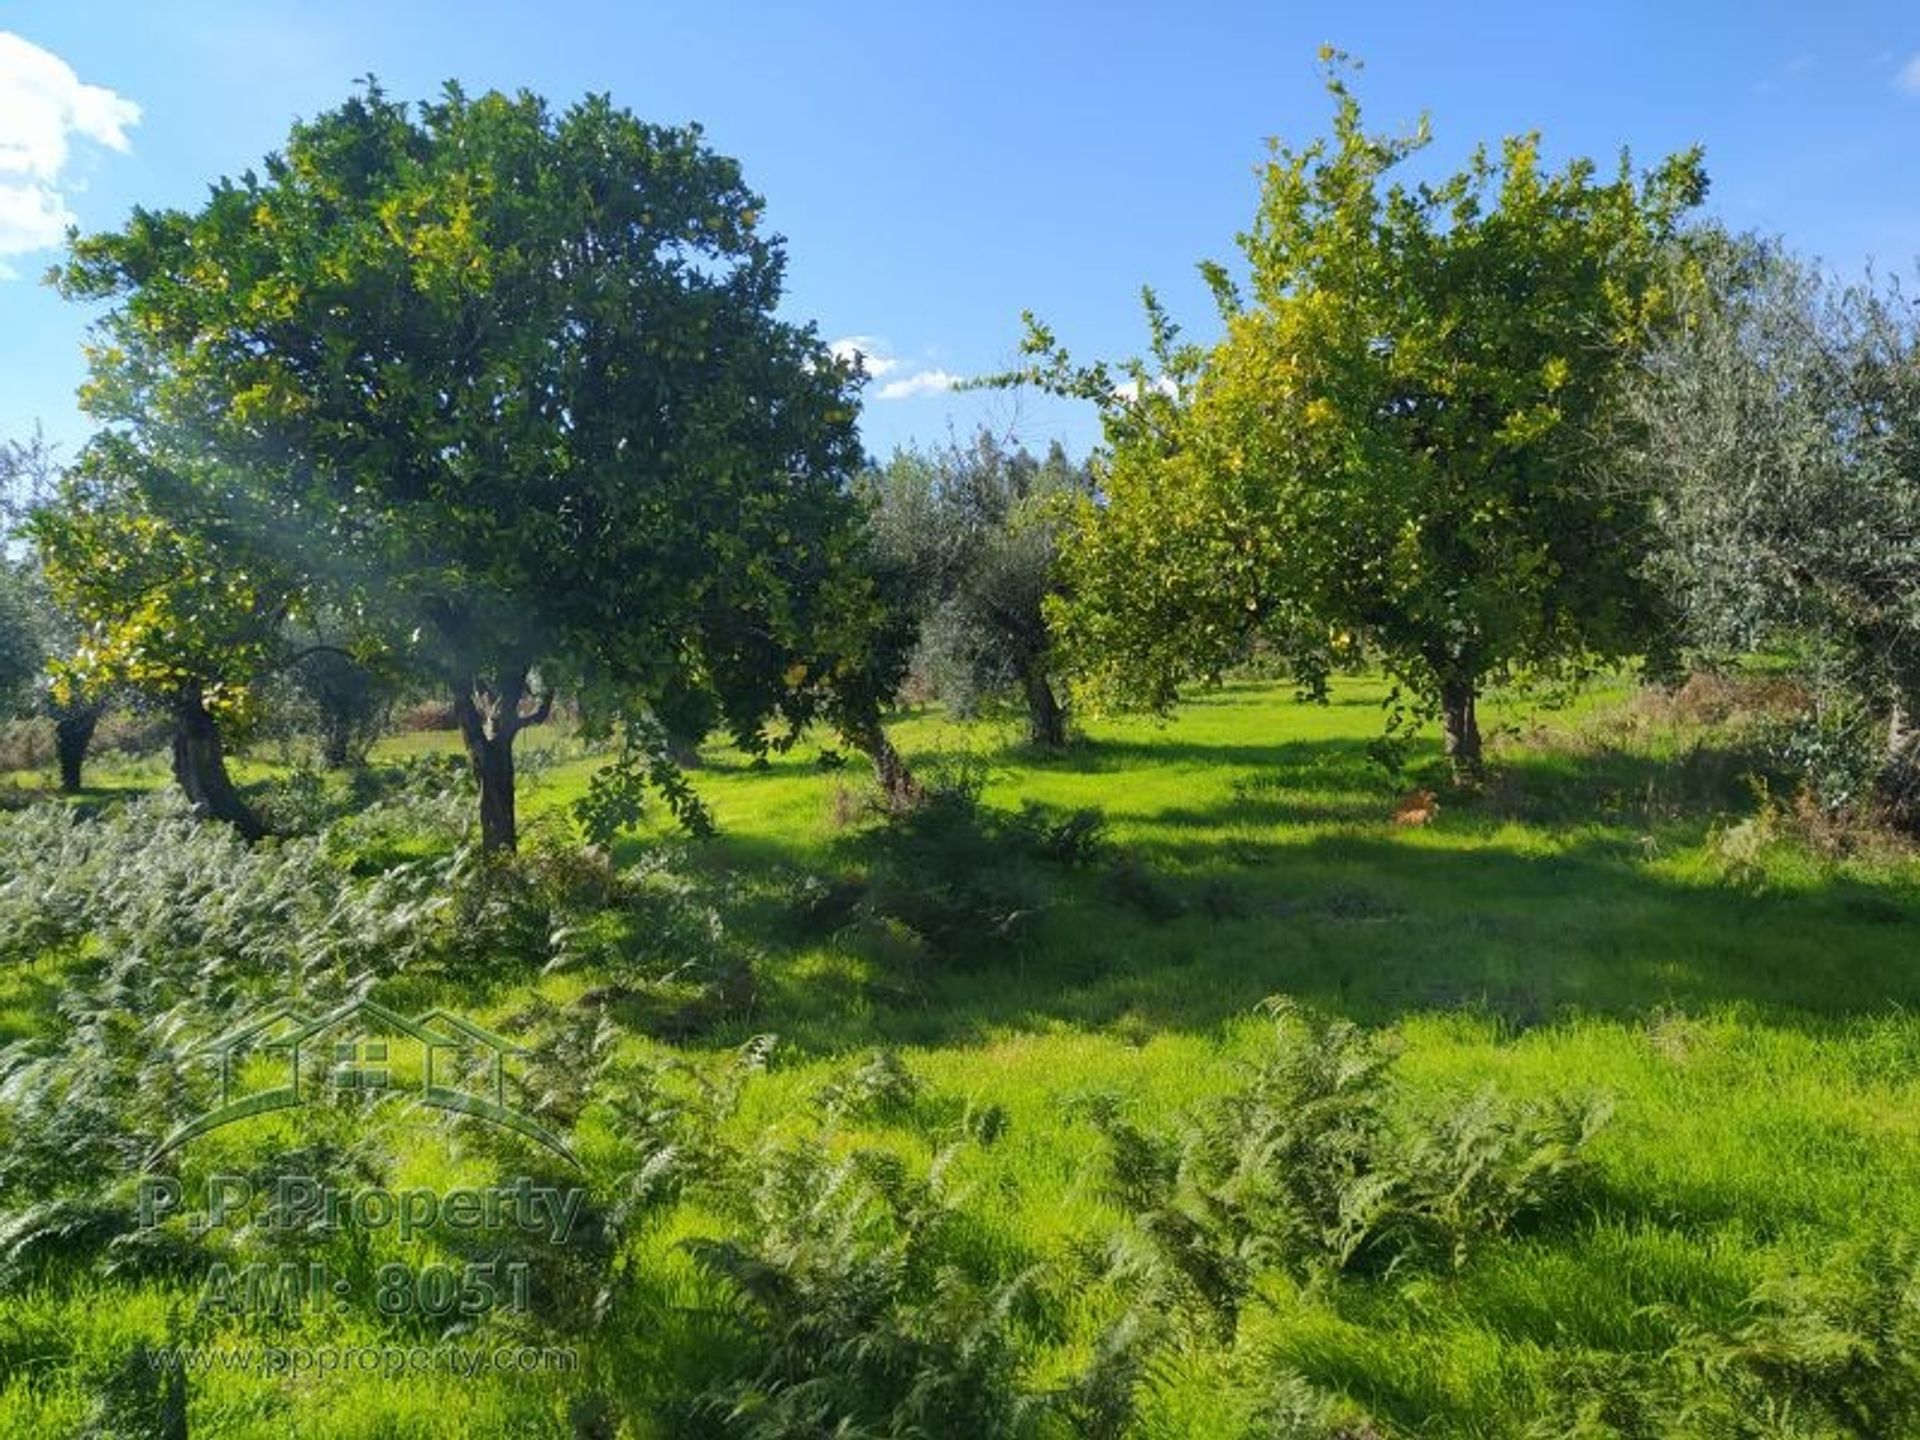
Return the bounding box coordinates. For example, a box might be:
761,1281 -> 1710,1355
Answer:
148,996 -> 577,1167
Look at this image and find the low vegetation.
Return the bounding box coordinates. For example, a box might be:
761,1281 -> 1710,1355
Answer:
0,676 -> 1917,1437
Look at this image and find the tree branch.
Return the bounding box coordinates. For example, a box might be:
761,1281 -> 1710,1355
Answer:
274,643 -> 359,673
520,687 -> 555,730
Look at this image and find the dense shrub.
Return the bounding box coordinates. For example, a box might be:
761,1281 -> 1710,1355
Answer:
1529,1231 -> 1920,1437
814,1047 -> 923,1124
0,718 -> 52,774
1687,1231 -> 1920,1435
241,753 -> 477,844
1769,694 -> 1891,822
0,792 -> 463,1272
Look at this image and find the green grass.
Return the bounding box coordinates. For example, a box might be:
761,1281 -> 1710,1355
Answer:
4,674 -> 1919,1435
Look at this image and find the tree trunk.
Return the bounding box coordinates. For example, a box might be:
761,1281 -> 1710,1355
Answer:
469,723 -> 517,853
53,703 -> 101,793
453,686 -> 518,853
845,713 -> 923,812
171,686 -> 264,840
450,667 -> 554,853
319,715 -> 352,770
1022,667 -> 1068,749
1439,676 -> 1483,780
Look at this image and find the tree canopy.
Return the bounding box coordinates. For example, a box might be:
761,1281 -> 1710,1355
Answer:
863,430 -> 1089,748
1020,53 -> 1708,773
0,436 -> 51,719
57,81 -> 872,848
1634,234 -> 1920,819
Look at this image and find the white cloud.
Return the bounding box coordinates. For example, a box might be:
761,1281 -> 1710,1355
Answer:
0,32 -> 139,273
877,368 -> 962,401
1897,52 -> 1920,95
830,335 -> 965,399
828,335 -> 901,379
1111,375 -> 1179,402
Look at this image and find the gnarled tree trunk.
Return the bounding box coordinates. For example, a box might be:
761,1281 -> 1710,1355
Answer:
452,666 -> 554,853
172,685 -> 263,840
318,714 -> 354,770
844,712 -> 923,812
1439,676 -> 1483,780
1022,666 -> 1068,750
53,702 -> 102,793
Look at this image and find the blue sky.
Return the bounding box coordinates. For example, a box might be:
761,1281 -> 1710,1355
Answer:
3,1 -> 1918,465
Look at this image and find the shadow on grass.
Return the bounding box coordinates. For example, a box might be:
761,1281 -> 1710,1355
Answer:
923,732 -> 1362,778
0,963 -> 71,1047
0,782 -> 149,815
660,729 -> 1919,1056
1469,733 -> 1782,829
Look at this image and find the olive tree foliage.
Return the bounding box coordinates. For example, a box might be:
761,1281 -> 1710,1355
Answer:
1000,53 -> 1707,776
0,431 -> 110,794
0,563 -> 38,718
1633,235 -> 1920,820
0,438 -> 40,713
862,430 -> 1089,748
57,81 -> 878,850
280,632 -> 398,770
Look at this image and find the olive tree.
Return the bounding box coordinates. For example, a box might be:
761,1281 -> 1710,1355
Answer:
1635,234 -> 1920,819
864,430 -> 1088,748
0,443 -> 41,718
0,561 -> 111,794
0,567 -> 38,721
2,431 -> 111,793
282,638 -> 398,770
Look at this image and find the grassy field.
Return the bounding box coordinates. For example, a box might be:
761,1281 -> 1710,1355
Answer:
4,675 -> 1920,1436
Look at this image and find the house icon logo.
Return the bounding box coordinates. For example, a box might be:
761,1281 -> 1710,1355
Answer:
149,997 -> 579,1168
